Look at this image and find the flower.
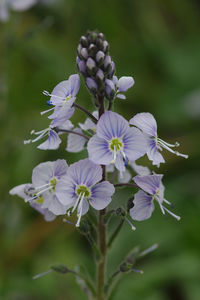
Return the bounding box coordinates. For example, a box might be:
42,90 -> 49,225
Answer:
79,111 -> 98,131
87,111 -> 147,173
105,76 -> 134,100
24,119 -> 73,150
55,159 -> 115,227
130,174 -> 181,221
42,74 -> 80,126
129,112 -> 188,167
9,184 -> 56,221
30,160 -> 71,215
113,76 -> 135,99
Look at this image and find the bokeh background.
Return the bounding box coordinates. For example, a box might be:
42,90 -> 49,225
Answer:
0,0 -> 200,299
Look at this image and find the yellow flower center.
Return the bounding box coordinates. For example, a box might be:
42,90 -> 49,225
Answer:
109,138 -> 123,151
76,185 -> 90,198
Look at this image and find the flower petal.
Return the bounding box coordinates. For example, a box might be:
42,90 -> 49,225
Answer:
115,153 -> 125,173
133,174 -> 163,196
66,128 -> 86,153
116,93 -> 126,99
53,159 -> 68,178
88,134 -> 113,165
68,74 -> 80,97
67,158 -> 102,187
30,201 -> 56,222
9,183 -> 32,201
147,139 -> 165,167
90,181 -> 115,210
10,0 -> 37,11
117,76 -> 134,92
130,190 -> 154,221
32,161 -> 54,187
129,112 -> 157,137
37,129 -> 61,150
130,161 -> 151,176
123,127 -> 147,161
49,107 -> 75,127
97,111 -> 129,141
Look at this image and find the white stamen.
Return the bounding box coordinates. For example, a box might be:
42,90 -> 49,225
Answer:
125,217 -> 136,231
42,90 -> 65,100
27,186 -> 51,202
163,198 -> 171,205
34,183 -> 50,191
162,206 -> 181,221
139,244 -> 158,257
158,139 -> 188,159
41,107 -> 55,115
158,201 -> 165,215
113,146 -> 117,162
157,138 -> 180,148
71,192 -> 82,214
76,193 -> 85,227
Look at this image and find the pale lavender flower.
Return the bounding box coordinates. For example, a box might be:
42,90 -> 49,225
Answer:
55,159 -> 115,227
42,74 -> 80,126
129,112 -> 188,167
130,161 -> 151,176
30,160 -> 71,215
130,174 -> 181,221
113,76 -> 135,99
88,111 -> 147,173
9,184 -> 56,221
66,128 -> 87,153
24,119 -> 73,150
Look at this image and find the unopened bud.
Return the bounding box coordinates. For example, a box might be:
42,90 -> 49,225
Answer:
96,51 -> 105,65
80,35 -> 88,47
80,48 -> 88,60
88,44 -> 97,57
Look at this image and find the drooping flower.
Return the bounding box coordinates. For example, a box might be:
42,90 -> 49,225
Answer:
130,174 -> 181,221
129,112 -> 188,167
42,74 -> 80,126
9,184 -> 56,221
24,119 -> 73,150
55,159 -> 115,227
30,160 -> 72,215
88,111 -> 147,173
105,76 -> 134,100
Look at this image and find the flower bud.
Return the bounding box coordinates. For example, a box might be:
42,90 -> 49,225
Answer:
88,43 -> 97,57
105,79 -> 116,100
96,51 -> 105,65
86,77 -> 98,93
76,57 -> 86,74
80,35 -> 88,47
80,48 -> 88,60
86,57 -> 96,75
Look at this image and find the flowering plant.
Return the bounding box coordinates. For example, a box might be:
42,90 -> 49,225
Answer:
9,31 -> 188,300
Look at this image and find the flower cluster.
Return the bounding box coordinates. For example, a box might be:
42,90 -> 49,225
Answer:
10,31 -> 188,230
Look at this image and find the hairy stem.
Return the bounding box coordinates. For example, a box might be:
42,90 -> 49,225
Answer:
73,103 -> 98,123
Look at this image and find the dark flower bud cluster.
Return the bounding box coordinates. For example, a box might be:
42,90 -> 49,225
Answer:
76,31 -> 115,100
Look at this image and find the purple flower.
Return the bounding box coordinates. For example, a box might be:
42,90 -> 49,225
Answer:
55,159 -> 115,227
129,112 -> 188,167
79,111 -> 98,131
87,111 -> 147,173
24,118 -> 74,150
9,184 -> 56,221
30,160 -> 71,215
130,174 -> 181,221
113,76 -> 134,99
41,74 -> 80,126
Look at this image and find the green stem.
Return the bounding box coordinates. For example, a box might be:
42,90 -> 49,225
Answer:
97,95 -> 107,300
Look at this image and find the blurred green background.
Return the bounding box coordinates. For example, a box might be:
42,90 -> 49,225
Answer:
0,0 -> 200,299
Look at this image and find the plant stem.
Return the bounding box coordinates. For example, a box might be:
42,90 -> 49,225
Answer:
97,95 -> 107,300
56,128 -> 90,140
107,220 -> 124,249
73,103 -> 98,123
114,183 -> 137,188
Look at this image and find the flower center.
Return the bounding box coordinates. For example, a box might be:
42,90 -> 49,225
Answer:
109,138 -> 123,152
50,177 -> 57,191
64,94 -> 71,104
35,196 -> 44,204
76,185 -> 90,198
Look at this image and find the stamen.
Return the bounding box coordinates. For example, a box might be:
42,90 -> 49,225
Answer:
71,193 -> 82,214
42,90 -> 65,100
125,217 -> 136,231
158,201 -> 165,215
139,244 -> 158,257
27,186 -> 51,202
163,198 -> 171,205
157,138 -> 180,148
24,128 -> 49,145
162,206 -> 181,221
40,107 -> 54,115
158,139 -> 188,159
76,193 -> 85,227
